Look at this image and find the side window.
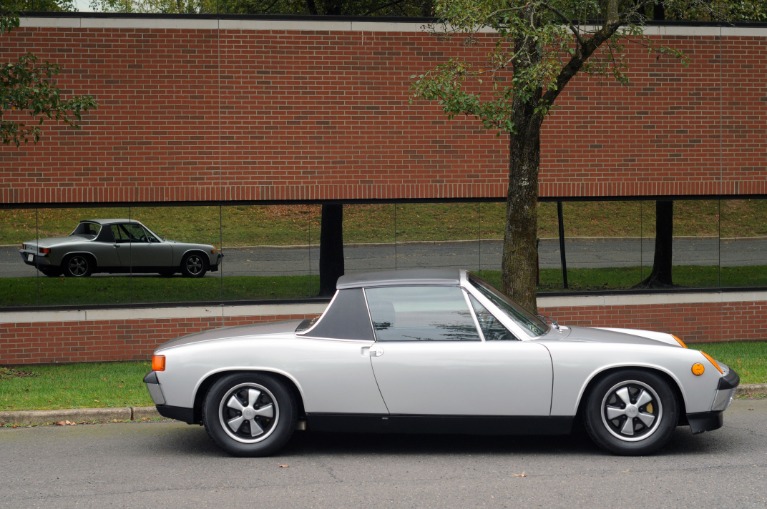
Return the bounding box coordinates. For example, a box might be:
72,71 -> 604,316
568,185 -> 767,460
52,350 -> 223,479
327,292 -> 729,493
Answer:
112,225 -> 129,243
122,223 -> 147,242
365,286 -> 480,342
469,295 -> 519,341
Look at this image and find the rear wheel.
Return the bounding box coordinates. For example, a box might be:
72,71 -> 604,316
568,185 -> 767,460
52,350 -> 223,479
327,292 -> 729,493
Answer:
203,373 -> 297,457
584,370 -> 678,456
62,254 -> 93,277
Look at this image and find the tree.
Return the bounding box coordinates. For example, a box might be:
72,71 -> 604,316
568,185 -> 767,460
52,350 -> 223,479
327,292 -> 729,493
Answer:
411,0 -> 752,312
89,0 -> 433,16
4,0 -> 74,12
1,8 -> 97,146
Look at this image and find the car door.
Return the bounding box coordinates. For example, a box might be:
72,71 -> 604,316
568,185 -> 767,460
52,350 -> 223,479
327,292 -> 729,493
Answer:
120,223 -> 172,269
365,285 -> 553,416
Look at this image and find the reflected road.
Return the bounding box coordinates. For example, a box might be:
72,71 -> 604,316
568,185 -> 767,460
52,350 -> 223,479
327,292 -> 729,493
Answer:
2,237 -> 766,278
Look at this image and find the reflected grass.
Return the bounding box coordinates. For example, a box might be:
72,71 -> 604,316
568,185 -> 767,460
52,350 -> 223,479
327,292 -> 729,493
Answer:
0,275 -> 320,307
4,200 -> 767,248
4,265 -> 767,308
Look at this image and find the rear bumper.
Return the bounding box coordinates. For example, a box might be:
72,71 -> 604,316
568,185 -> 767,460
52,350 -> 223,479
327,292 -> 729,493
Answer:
143,371 -> 166,405
19,250 -> 53,267
144,371 -> 196,424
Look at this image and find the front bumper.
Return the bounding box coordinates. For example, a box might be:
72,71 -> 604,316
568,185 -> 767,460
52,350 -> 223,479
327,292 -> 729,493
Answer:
687,368 -> 740,434
712,368 -> 740,412
209,253 -> 224,272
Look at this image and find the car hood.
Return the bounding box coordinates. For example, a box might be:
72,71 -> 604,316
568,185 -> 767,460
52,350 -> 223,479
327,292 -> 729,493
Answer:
555,325 -> 682,347
156,320 -> 304,352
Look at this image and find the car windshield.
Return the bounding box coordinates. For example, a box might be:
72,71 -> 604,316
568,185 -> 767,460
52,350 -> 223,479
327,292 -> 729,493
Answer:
468,274 -> 549,337
70,222 -> 101,239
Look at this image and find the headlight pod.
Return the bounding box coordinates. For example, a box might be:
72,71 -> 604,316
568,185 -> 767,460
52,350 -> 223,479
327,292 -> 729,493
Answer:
692,351 -> 724,376
700,351 -> 724,374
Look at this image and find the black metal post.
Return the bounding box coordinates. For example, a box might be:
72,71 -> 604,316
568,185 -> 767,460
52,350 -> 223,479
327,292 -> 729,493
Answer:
557,201 -> 568,289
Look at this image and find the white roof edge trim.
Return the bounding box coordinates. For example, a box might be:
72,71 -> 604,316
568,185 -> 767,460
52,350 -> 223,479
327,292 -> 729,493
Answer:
18,17 -> 767,37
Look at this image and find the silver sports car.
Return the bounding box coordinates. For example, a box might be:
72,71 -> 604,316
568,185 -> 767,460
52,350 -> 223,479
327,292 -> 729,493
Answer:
20,219 -> 222,277
144,269 -> 739,456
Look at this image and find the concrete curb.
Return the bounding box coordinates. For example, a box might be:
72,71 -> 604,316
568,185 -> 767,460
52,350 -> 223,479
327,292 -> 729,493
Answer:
2,385 -> 765,427
0,406 -> 161,427
737,384 -> 767,398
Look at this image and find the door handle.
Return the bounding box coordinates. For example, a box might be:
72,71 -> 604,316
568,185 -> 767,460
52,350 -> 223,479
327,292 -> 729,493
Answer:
362,346 -> 384,357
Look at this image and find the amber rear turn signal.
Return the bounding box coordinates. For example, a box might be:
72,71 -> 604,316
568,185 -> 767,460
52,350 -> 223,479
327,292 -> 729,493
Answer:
152,355 -> 166,372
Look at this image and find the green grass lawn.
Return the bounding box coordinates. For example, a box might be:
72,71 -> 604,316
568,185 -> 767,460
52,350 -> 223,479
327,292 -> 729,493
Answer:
0,362 -> 154,411
1,341 -> 764,412
689,341 -> 767,386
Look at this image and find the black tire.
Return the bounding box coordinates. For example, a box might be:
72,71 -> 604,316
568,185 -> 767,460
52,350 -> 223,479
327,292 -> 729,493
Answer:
181,252 -> 208,277
62,254 -> 93,277
203,373 -> 297,457
583,370 -> 678,456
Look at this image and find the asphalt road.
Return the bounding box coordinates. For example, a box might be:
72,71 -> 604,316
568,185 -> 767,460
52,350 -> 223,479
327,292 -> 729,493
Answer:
2,237 -> 766,278
1,399 -> 765,508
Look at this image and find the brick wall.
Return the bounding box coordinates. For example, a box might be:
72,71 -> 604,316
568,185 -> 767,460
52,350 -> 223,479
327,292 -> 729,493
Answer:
0,313 -> 310,365
1,19 -> 765,205
1,18 -> 765,364
1,295 -> 763,365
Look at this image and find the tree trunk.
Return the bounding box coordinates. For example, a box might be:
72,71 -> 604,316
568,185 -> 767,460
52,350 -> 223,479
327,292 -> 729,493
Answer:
319,203 -> 344,297
638,200 -> 674,288
501,116 -> 543,314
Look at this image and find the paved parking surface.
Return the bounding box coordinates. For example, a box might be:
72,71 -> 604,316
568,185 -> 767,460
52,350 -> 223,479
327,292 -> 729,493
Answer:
1,399 -> 765,508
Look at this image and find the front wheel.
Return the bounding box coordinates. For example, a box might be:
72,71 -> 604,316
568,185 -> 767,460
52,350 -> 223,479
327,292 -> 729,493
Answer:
181,252 -> 208,277
203,373 -> 297,457
583,370 -> 678,456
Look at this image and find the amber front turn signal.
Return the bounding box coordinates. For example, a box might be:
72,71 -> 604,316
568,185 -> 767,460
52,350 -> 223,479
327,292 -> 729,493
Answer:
152,355 -> 166,372
700,351 -> 724,374
691,363 -> 705,376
